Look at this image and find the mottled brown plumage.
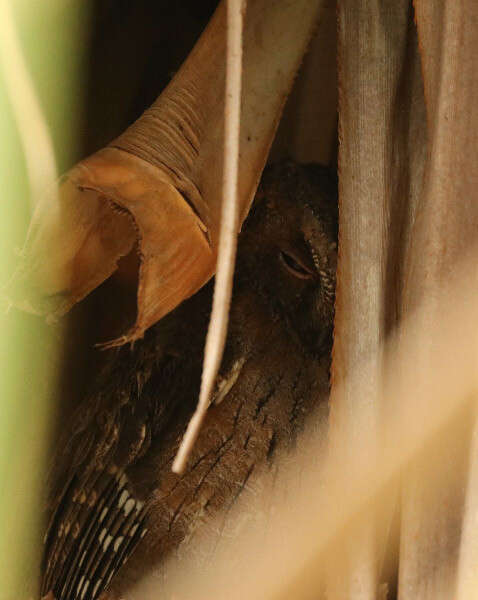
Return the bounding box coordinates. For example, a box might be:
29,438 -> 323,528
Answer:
41,161 -> 338,600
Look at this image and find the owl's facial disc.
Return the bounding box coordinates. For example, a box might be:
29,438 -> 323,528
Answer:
234,160 -> 337,356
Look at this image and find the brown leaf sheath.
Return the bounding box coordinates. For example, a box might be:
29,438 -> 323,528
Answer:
9,0 -> 324,343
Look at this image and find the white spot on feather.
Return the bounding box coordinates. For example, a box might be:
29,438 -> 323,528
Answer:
78,551 -> 86,567
213,357 -> 246,405
77,575 -> 84,593
118,489 -> 129,508
103,534 -> 113,551
80,580 -> 89,599
123,498 -> 135,516
117,473 -> 128,487
113,536 -> 124,552
92,579 -> 102,597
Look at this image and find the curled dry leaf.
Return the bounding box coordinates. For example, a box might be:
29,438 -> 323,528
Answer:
8,0 -> 323,344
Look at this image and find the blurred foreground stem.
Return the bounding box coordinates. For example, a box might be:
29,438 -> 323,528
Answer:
0,1 -> 88,596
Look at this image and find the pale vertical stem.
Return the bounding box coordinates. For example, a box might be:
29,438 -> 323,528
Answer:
399,2 -> 478,596
329,2 -> 422,597
0,0 -> 58,212
173,0 -> 244,474
454,404 -> 478,600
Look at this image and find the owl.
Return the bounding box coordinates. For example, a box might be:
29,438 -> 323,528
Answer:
41,160 -> 338,600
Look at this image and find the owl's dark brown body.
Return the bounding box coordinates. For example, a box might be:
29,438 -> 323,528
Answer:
41,161 -> 338,600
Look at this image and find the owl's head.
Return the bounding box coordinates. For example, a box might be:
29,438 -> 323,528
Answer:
236,160 -> 338,356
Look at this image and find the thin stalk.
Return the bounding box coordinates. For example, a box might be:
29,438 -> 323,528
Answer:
173,0 -> 245,474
